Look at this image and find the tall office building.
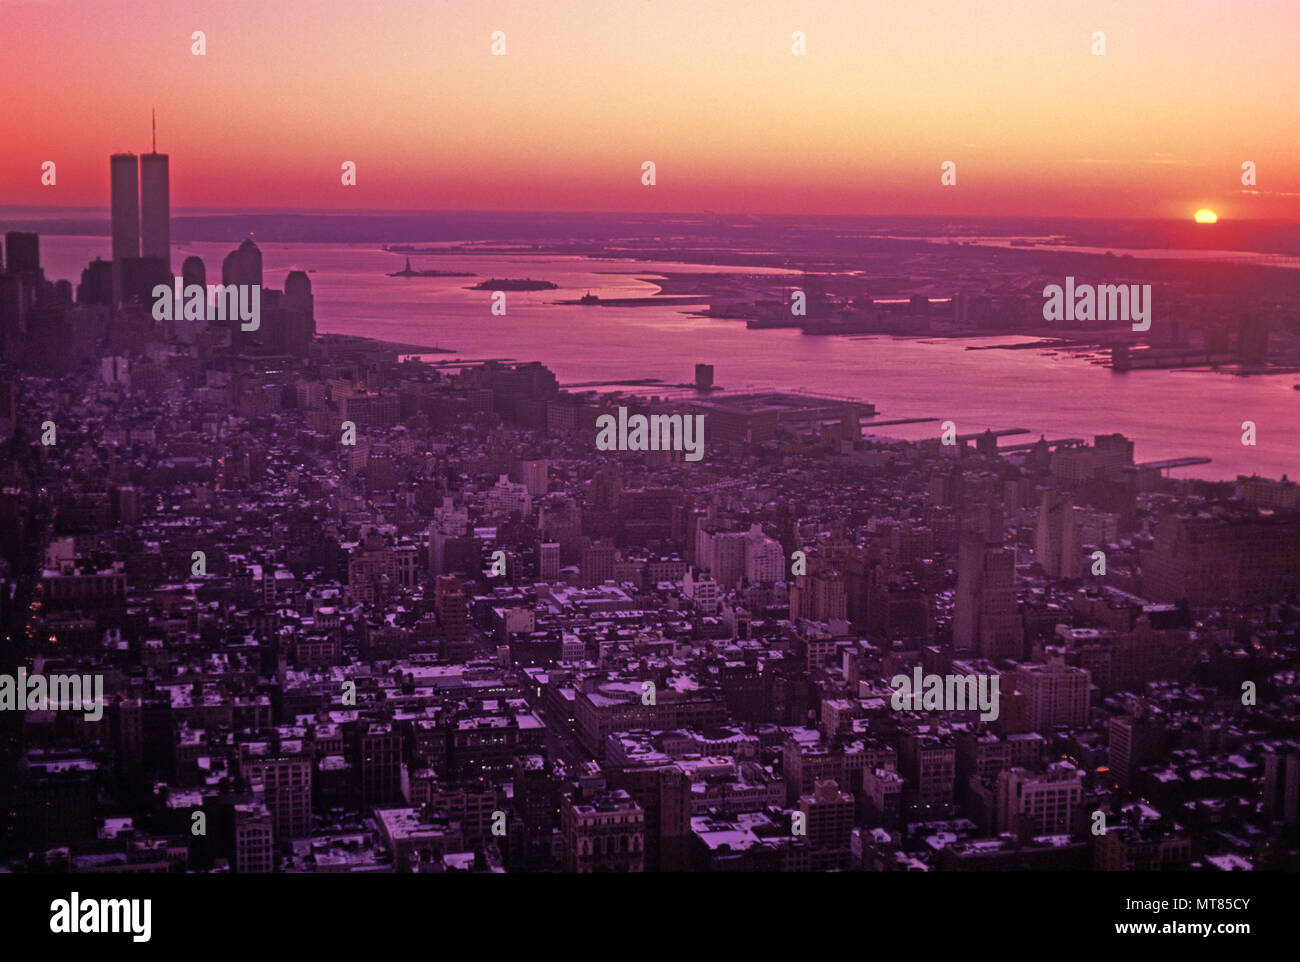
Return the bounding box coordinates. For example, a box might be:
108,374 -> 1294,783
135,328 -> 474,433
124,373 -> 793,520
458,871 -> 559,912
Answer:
117,256 -> 169,307
3,232 -> 39,275
789,555 -> 847,623
517,458 -> 549,497
1262,746 -> 1300,822
110,153 -> 139,304
1143,514 -> 1300,606
434,575 -> 471,661
232,802 -> 275,873
217,238 -> 263,344
1,233 -> 44,363
283,269 -> 313,315
140,151 -> 170,270
798,779 -> 854,871
77,258 -> 113,306
1036,490 -> 1082,580
346,720 -> 404,807
743,523 -> 785,584
222,238 -> 263,288
239,746 -> 313,840
171,255 -> 207,344
181,255 -> 206,291
695,526 -> 748,589
538,542 -> 561,582
1108,706 -> 1166,787
899,730 -> 956,820
1012,652 -> 1091,729
581,542 -> 616,587
274,269 -> 316,357
954,531 -> 1023,659
996,761 -> 1084,836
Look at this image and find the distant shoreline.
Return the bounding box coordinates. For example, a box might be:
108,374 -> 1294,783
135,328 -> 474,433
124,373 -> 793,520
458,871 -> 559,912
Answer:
317,333 -> 454,354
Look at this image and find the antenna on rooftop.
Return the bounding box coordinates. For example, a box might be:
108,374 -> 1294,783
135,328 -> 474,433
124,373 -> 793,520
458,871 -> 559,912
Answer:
151,108 -> 156,153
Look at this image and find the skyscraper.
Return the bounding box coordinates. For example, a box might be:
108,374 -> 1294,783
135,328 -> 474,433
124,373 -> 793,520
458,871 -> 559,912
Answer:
222,239 -> 263,288
140,152 -> 170,270
219,239 -> 263,343
538,542 -> 560,582
173,255 -> 208,344
1262,746 -> 1300,822
77,258 -> 113,306
1035,490 -> 1081,580
109,153 -> 139,304
954,531 -> 1023,660
435,575 -> 471,661
181,255 -> 206,292
3,232 -> 39,275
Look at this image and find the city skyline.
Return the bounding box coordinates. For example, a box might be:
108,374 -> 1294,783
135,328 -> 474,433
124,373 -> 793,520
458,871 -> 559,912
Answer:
1,0 -> 1297,915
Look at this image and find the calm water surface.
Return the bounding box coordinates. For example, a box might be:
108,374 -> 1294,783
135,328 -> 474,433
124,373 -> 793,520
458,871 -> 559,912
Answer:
40,237 -> 1299,481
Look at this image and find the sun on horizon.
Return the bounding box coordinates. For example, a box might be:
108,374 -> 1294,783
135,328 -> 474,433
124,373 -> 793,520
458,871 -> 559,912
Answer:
1194,209 -> 1219,224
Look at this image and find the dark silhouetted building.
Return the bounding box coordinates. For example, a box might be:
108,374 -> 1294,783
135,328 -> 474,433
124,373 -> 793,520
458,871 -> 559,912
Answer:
140,151 -> 170,270
954,531 -> 1023,659
110,153 -> 139,304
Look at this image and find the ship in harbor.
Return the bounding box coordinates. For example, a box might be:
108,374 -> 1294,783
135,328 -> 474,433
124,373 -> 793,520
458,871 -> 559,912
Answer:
556,292 -> 709,306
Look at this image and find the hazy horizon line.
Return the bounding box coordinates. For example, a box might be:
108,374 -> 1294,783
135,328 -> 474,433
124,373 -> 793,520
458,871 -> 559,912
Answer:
3,206 -> 1297,226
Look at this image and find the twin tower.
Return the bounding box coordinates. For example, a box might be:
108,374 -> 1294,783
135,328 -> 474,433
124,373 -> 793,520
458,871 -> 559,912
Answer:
110,148 -> 169,305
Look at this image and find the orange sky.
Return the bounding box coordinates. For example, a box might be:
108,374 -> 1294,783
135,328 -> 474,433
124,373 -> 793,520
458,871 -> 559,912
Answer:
2,0 -> 1297,219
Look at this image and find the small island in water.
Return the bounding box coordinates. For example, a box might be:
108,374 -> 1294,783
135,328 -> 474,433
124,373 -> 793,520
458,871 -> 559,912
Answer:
469,278 -> 558,291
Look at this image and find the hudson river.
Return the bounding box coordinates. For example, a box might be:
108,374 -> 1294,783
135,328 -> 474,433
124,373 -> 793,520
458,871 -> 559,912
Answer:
40,237 -> 1299,482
